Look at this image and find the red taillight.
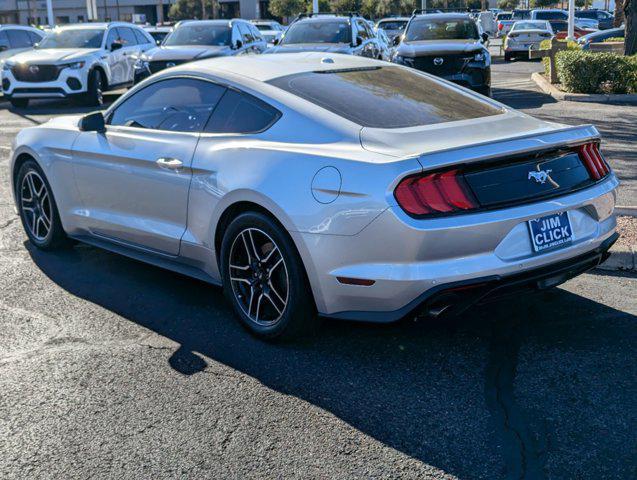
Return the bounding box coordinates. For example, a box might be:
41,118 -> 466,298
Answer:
577,142 -> 610,180
394,169 -> 479,217
498,23 -> 504,30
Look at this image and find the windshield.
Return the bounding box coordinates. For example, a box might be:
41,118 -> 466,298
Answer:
497,13 -> 512,20
405,19 -> 479,41
512,10 -> 530,20
268,66 -> 501,129
549,21 -> 567,32
378,20 -> 407,31
254,23 -> 274,31
38,28 -> 104,49
281,21 -> 351,44
512,21 -> 548,31
164,24 -> 231,46
535,11 -> 567,20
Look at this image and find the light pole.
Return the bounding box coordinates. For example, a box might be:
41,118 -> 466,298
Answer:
313,0 -> 318,13
567,0 -> 575,41
46,0 -> 54,25
421,0 -> 427,10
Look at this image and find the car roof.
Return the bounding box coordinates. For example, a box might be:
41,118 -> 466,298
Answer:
178,19 -> 241,27
175,52 -> 380,83
411,13 -> 472,20
377,17 -> 409,22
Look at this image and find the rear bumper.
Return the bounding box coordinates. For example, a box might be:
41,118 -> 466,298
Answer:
293,175 -> 618,321
372,231 -> 618,321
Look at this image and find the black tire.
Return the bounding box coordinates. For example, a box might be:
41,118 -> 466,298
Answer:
220,212 -> 316,340
84,69 -> 104,106
10,98 -> 29,108
15,159 -> 72,250
504,52 -> 512,62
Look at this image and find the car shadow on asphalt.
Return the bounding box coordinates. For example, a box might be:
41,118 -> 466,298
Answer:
27,242 -> 637,479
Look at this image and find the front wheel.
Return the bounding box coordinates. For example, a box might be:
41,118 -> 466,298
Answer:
220,212 -> 316,340
84,69 -> 104,106
16,160 -> 71,250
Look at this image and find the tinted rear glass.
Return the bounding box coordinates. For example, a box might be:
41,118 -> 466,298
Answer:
281,20 -> 351,44
535,11 -> 567,20
378,20 -> 407,30
268,66 -> 502,129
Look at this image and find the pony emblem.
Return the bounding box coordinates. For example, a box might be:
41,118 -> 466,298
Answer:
528,169 -> 552,184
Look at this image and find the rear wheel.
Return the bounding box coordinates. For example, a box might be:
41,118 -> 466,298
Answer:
84,69 -> 104,106
504,52 -> 512,62
220,212 -> 316,340
16,160 -> 71,250
10,98 -> 29,108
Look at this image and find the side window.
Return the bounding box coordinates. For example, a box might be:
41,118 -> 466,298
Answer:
27,30 -> 43,44
204,89 -> 281,134
249,24 -> 262,41
105,28 -> 119,48
133,28 -> 151,45
6,29 -> 32,48
356,21 -> 369,40
109,78 -> 226,133
238,23 -> 253,43
0,31 -> 10,51
117,27 -> 138,47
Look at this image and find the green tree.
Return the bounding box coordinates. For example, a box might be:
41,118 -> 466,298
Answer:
169,0 -> 203,20
530,0 -> 553,8
497,0 -> 518,9
269,0 -> 307,18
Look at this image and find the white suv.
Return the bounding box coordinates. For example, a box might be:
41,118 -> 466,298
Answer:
2,22 -> 155,108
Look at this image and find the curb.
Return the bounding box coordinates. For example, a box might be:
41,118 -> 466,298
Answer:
598,245 -> 636,272
531,72 -> 637,104
616,206 -> 637,217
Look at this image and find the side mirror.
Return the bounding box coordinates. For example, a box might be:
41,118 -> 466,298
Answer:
0,45 -> 8,52
355,36 -> 363,47
110,41 -> 123,51
79,111 -> 105,133
481,32 -> 489,43
392,35 -> 402,46
235,39 -> 243,49
272,38 -> 279,45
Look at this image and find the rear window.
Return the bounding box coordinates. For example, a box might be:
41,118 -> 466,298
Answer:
377,20 -> 407,30
535,11 -> 567,20
268,66 -> 502,129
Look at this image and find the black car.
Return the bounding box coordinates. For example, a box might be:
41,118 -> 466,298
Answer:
266,13 -> 383,58
575,9 -> 615,30
134,19 -> 267,83
392,12 -> 491,96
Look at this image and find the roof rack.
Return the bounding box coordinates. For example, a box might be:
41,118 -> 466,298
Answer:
290,11 -> 361,25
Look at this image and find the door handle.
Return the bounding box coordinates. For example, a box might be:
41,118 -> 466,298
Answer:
156,157 -> 183,170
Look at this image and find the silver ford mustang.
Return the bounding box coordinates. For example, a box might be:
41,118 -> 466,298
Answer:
9,53 -> 619,339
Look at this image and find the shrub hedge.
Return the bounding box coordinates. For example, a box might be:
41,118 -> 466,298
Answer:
539,39 -> 578,74
555,50 -> 637,94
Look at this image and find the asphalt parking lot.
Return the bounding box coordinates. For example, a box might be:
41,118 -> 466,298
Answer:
1,58 -> 636,479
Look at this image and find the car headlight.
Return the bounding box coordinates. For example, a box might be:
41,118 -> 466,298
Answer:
2,61 -> 13,71
60,61 -> 85,70
394,55 -> 414,67
474,52 -> 486,62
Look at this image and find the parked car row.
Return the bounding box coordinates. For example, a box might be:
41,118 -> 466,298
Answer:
497,8 -> 614,38
1,10 -> 494,106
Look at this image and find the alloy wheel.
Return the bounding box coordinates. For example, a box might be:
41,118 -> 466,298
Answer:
20,170 -> 52,241
228,228 -> 289,326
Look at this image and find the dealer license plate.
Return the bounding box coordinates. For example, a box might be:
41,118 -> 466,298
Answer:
528,212 -> 573,253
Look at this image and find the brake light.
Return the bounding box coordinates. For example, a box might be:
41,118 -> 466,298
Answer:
498,23 -> 504,30
577,142 -> 610,180
394,169 -> 479,216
